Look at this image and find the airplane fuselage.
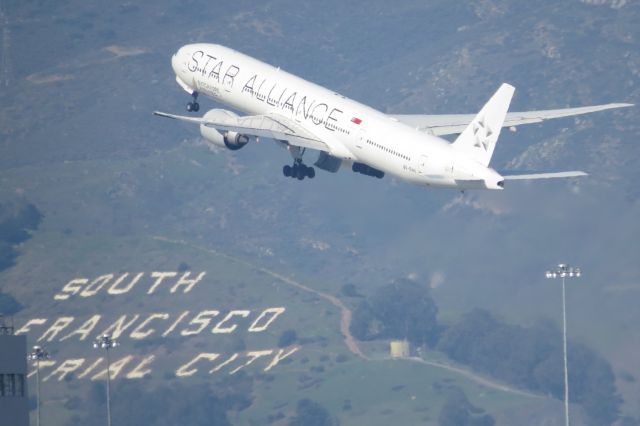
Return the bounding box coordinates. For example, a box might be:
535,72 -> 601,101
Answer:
171,44 -> 505,189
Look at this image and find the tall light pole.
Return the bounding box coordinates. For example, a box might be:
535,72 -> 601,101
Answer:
545,263 -> 581,426
93,334 -> 118,426
28,345 -> 50,426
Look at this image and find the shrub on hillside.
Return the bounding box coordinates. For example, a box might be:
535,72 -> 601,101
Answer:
0,292 -> 23,315
0,200 -> 43,273
437,310 -> 620,425
288,398 -> 338,426
438,387 -> 495,426
350,279 -> 439,347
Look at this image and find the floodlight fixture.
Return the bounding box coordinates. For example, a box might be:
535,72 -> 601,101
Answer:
93,334 -> 119,350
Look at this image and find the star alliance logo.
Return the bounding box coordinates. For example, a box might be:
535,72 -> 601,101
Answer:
472,117 -> 493,151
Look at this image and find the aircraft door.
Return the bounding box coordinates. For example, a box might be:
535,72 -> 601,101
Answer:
356,129 -> 365,150
419,155 -> 429,175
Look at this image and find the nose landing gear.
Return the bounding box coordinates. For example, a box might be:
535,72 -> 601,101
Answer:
186,92 -> 200,112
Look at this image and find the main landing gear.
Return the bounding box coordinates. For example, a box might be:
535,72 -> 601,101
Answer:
283,160 -> 315,180
283,147 -> 315,180
186,92 -> 200,112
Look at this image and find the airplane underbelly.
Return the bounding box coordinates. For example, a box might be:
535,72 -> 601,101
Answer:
355,150 -> 420,182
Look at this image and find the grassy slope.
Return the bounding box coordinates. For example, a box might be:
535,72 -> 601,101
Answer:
1,145 -> 564,425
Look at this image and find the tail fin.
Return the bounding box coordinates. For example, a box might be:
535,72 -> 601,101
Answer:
452,83 -> 515,166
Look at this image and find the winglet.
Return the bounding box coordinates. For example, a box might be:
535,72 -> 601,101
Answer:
452,83 -> 515,167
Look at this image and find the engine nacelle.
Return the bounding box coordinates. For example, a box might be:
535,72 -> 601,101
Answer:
199,109 -> 250,151
352,162 -> 384,179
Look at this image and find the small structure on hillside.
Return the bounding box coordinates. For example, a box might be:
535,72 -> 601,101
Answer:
390,340 -> 410,358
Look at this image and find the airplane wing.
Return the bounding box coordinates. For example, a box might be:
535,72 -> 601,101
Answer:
153,111 -> 330,152
390,103 -> 633,136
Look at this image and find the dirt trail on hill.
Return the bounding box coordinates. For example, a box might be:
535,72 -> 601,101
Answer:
261,271 -> 366,359
154,236 -> 541,398
402,357 -> 541,398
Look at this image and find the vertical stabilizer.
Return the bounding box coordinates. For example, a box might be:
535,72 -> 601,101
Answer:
452,83 -> 515,166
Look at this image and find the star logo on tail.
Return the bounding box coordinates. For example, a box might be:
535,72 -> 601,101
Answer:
472,117 -> 493,151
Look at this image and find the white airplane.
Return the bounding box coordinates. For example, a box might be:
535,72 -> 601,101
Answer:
154,43 -> 632,190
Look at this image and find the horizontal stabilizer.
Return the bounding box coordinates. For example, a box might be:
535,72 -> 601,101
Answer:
500,171 -> 588,180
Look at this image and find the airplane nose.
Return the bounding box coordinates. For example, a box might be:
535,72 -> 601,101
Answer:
171,51 -> 180,74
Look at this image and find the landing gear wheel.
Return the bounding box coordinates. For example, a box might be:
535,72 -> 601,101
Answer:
284,159 -> 314,181
307,167 -> 315,179
186,91 -> 200,112
301,165 -> 311,179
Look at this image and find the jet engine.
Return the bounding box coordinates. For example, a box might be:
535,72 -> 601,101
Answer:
200,109 -> 250,151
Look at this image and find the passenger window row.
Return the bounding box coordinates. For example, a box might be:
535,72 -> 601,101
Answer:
366,139 -> 410,161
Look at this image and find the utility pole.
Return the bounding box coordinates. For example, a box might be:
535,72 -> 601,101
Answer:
93,334 -> 118,426
28,346 -> 50,426
545,263 -> 581,426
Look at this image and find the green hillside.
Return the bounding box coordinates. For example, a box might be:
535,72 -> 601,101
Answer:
0,145 -> 576,425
